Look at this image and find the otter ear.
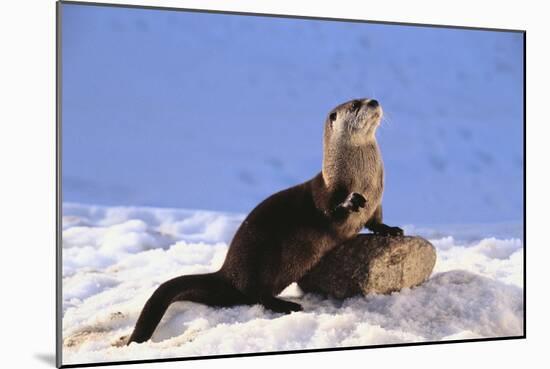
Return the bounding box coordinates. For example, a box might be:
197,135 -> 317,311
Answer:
329,112 -> 337,124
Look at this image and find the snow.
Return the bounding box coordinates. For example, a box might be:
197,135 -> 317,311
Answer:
61,203 -> 523,365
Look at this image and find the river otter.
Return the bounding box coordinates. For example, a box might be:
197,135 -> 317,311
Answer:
127,98 -> 403,344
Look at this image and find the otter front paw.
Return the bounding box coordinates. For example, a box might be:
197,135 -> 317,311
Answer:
330,193 -> 366,220
342,192 -> 366,212
373,225 -> 404,236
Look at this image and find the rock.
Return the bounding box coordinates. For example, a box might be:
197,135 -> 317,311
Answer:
298,235 -> 436,298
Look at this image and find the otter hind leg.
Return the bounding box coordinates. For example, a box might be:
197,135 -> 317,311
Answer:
260,296 -> 303,314
127,272 -> 246,345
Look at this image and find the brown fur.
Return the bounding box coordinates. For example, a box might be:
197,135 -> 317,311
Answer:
127,98 -> 403,344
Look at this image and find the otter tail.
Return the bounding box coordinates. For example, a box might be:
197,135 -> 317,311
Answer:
127,272 -> 246,344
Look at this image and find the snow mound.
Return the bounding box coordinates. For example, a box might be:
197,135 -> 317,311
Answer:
61,203 -> 523,365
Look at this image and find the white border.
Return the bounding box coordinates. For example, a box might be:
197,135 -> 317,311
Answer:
2,0 -> 547,368
59,0 -> 528,31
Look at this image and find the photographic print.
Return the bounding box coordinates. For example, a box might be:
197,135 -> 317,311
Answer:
58,1 -> 525,367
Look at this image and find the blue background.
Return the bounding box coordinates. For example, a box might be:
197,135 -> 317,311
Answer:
62,4 -> 524,225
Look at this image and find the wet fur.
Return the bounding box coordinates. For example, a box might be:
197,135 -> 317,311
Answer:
127,99 -> 402,344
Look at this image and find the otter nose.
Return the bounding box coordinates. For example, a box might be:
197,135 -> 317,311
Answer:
367,99 -> 379,108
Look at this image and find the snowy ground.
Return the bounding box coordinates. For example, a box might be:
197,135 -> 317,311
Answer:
61,203 -> 524,365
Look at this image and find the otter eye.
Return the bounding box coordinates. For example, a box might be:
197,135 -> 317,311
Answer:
351,100 -> 361,111
329,112 -> 337,122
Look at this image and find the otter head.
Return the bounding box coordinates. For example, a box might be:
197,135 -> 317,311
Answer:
323,98 -> 383,147
322,98 -> 383,187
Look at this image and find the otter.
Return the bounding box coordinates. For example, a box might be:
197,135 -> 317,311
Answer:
127,98 -> 403,344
